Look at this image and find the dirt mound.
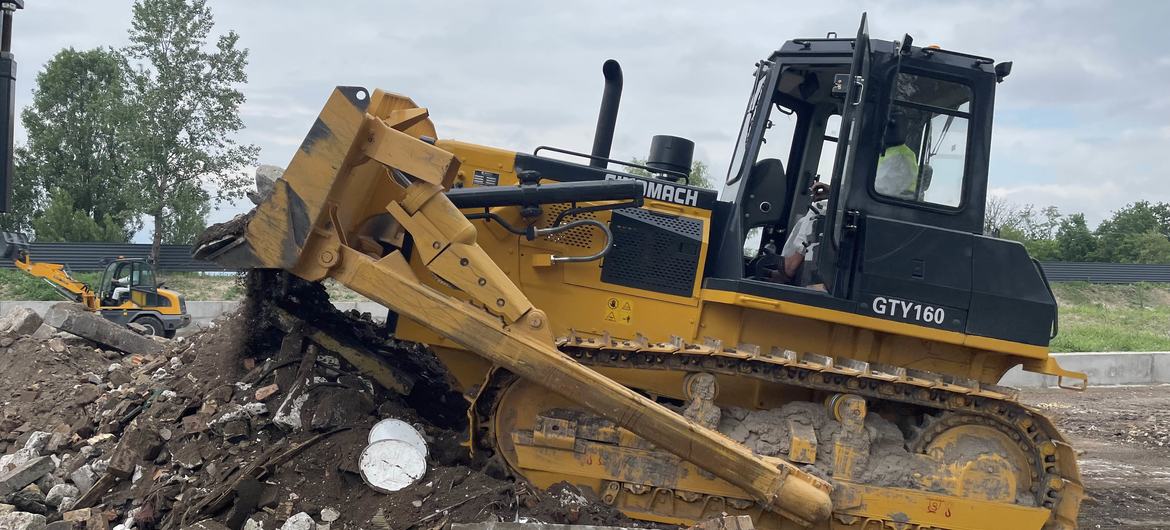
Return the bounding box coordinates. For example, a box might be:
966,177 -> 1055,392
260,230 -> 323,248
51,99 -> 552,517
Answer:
0,274 -> 638,529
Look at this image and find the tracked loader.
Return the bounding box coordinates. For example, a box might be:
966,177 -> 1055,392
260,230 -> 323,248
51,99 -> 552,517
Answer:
196,16 -> 1085,530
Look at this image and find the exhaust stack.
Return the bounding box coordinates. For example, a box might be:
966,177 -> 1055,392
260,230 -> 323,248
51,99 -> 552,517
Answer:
589,59 -> 622,169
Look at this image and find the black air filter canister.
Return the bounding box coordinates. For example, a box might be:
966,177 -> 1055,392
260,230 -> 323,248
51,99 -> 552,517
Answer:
646,135 -> 694,176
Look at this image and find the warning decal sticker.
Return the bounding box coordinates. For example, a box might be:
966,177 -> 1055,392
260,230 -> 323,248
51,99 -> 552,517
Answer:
604,297 -> 634,325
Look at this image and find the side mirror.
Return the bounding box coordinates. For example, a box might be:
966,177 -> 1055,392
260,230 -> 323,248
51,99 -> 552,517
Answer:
156,281 -> 166,290
900,34 -> 914,55
995,61 -> 1013,83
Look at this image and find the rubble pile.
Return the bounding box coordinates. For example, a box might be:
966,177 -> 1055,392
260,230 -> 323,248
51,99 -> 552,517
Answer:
0,273 -> 635,530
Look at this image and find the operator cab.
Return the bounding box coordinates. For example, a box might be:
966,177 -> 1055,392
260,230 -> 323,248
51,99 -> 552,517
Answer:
706,15 -> 1057,347
98,258 -> 164,308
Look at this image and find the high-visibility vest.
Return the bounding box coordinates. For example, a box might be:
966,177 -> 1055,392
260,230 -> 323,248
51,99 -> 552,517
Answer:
875,144 -> 919,199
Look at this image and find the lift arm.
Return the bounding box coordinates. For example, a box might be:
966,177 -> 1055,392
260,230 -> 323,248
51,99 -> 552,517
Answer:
12,251 -> 98,309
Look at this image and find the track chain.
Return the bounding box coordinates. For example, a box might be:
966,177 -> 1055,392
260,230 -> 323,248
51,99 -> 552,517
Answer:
552,332 -> 1082,519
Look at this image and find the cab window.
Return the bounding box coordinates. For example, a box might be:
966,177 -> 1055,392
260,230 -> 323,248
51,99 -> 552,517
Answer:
875,73 -> 972,208
136,263 -> 156,288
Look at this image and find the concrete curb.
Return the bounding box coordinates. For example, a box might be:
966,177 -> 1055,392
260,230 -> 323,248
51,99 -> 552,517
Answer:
999,352 -> 1170,388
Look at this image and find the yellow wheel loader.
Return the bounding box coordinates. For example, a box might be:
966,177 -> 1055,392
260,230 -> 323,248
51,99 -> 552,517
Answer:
2,232 -> 191,337
196,16 -> 1085,530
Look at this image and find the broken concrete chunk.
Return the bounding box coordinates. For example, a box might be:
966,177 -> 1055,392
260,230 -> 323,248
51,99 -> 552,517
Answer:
106,370 -> 131,388
0,457 -> 55,498
0,511 -> 47,530
45,339 -> 66,354
0,307 -> 43,336
318,507 -> 340,523
68,466 -> 97,494
43,303 -> 162,356
249,165 -> 283,205
21,434 -> 50,457
279,512 -> 315,530
44,484 -> 78,508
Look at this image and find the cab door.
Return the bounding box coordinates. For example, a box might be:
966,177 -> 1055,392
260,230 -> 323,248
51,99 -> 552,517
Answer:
818,14 -> 872,292
128,261 -> 163,308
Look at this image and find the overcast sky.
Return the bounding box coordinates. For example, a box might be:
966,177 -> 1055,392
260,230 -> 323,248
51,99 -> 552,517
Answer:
12,1 -> 1167,241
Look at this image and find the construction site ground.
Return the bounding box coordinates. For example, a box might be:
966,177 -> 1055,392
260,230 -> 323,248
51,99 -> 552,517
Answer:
1023,386 -> 1170,528
0,287 -> 1167,529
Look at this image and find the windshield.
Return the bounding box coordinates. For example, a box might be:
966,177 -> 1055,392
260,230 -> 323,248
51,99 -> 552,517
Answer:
877,73 -> 974,208
724,64 -> 772,187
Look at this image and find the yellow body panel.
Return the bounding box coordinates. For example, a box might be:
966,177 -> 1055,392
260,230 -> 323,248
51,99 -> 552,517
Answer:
395,141 -> 1052,388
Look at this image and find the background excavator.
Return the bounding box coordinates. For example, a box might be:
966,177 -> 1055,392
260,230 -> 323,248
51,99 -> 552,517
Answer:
1,232 -> 191,337
188,15 -> 1083,530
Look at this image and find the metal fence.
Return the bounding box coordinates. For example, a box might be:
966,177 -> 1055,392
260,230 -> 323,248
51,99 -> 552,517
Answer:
0,242 -> 226,272
1038,262 -> 1170,284
2,241 -> 1169,282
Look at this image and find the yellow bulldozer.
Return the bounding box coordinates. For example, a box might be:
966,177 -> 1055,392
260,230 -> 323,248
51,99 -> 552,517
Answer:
196,16 -> 1086,530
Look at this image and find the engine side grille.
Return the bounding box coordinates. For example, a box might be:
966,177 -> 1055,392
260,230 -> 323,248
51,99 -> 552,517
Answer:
601,208 -> 703,297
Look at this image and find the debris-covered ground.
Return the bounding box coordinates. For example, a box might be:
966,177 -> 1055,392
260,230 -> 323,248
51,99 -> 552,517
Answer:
0,273 -> 637,530
4,275 -> 1169,530
1023,385 -> 1170,529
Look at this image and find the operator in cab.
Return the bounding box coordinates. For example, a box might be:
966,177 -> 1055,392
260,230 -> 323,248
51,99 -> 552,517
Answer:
768,182 -> 830,286
874,112 -> 919,200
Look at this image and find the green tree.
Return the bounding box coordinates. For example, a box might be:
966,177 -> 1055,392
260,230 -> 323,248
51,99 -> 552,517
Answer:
1096,201 -> 1170,239
0,148 -> 43,234
1107,232 -> 1170,264
32,189 -> 126,242
1055,213 -> 1097,261
17,47 -> 138,240
123,0 -> 257,257
1093,202 -> 1170,262
627,158 -> 713,189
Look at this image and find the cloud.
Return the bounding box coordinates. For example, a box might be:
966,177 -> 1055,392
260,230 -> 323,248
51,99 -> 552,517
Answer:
11,0 -> 1170,242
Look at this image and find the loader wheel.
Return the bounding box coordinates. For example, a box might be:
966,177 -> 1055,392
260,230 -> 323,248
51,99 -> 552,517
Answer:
133,315 -> 165,337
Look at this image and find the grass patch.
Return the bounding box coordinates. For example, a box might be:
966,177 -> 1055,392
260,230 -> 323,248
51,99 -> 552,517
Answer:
4,266 -> 1169,352
1049,282 -> 1170,352
0,268 -> 102,301
0,268 -> 370,303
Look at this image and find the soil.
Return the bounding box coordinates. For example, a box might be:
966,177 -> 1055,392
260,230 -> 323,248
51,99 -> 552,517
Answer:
1022,386 -> 1170,529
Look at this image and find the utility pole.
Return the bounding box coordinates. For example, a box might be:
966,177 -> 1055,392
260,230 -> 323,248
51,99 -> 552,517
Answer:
0,0 -> 24,212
